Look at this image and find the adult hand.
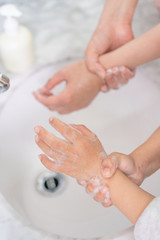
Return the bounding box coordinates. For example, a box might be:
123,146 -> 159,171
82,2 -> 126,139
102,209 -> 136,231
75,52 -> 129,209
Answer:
85,152 -> 144,207
85,23 -> 134,77
85,0 -> 137,91
33,61 -> 103,114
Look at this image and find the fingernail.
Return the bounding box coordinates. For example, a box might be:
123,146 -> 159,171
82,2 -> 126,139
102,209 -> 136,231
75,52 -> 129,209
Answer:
102,168 -> 111,177
96,70 -> 105,79
35,135 -> 40,143
102,198 -> 112,206
110,155 -> 118,168
103,198 -> 109,204
93,186 -> 100,195
100,186 -> 108,194
105,191 -> 110,199
38,154 -> 42,160
77,179 -> 87,187
101,85 -> 109,93
34,127 -> 40,134
89,176 -> 101,187
92,179 -> 100,187
49,117 -> 54,123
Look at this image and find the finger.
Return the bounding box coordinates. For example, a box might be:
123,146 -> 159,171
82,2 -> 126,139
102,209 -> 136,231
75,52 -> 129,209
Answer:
32,91 -> 53,107
109,152 -> 135,176
100,84 -> 109,93
93,186 -> 110,202
77,179 -> 88,187
39,154 -> 64,173
86,176 -> 101,195
85,45 -> 106,79
112,67 -> 127,85
32,91 -> 55,106
102,198 -> 112,207
86,182 -> 95,194
33,91 -> 65,108
117,66 -> 129,84
101,157 -> 118,178
35,135 -> 67,164
39,71 -> 66,93
49,117 -> 81,143
70,124 -> 96,140
104,66 -> 134,90
36,90 -> 53,96
119,66 -> 135,80
34,126 -> 72,153
105,69 -> 113,81
105,69 -> 118,90
48,106 -> 72,115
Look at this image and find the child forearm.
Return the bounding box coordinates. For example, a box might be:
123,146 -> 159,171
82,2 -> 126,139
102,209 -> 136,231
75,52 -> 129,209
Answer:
105,169 -> 154,224
102,127 -> 160,223
100,24 -> 160,70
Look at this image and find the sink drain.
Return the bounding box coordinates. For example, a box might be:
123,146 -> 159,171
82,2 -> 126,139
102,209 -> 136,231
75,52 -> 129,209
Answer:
36,171 -> 66,196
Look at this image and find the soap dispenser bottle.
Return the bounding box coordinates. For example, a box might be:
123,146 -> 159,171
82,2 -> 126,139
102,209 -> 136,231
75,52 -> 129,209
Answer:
0,4 -> 34,73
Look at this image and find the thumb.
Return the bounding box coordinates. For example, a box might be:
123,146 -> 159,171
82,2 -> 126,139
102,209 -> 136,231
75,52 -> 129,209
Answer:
102,152 -> 135,178
101,155 -> 118,178
38,71 -> 65,94
85,44 -> 106,80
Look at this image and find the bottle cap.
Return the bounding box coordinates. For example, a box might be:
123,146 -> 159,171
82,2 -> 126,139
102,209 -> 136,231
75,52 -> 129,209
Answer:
0,4 -> 22,35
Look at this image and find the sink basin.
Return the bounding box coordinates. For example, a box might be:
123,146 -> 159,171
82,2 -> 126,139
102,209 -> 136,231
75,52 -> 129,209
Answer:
0,62 -> 160,238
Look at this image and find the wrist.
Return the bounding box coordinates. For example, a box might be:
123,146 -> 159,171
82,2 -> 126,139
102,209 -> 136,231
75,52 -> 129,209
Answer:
129,151 -> 145,185
83,60 -> 106,90
100,0 -> 138,26
99,51 -> 117,70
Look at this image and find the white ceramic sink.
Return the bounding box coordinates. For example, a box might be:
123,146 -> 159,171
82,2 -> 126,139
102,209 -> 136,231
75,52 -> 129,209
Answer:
0,62 -> 160,239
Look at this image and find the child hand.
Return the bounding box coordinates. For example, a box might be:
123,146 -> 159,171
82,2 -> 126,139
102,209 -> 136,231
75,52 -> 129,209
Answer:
34,118 -> 107,182
102,66 -> 135,91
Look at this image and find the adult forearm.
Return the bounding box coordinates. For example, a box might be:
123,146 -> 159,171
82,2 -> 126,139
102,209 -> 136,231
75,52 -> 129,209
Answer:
130,127 -> 160,179
99,0 -> 138,25
100,24 -> 160,70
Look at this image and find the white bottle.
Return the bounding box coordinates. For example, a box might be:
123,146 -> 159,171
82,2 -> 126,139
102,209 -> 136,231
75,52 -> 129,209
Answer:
0,4 -> 34,73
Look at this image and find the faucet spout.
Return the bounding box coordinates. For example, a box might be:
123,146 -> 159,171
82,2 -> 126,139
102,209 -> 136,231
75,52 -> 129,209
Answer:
0,73 -> 10,93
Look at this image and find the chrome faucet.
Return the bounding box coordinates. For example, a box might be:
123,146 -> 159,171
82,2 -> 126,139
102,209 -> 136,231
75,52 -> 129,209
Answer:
0,73 -> 10,93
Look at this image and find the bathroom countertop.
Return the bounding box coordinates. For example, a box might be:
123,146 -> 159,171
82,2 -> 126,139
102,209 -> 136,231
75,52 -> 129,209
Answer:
0,0 -> 160,87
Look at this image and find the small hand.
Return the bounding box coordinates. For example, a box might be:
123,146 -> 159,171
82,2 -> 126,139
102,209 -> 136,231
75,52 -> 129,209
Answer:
101,152 -> 144,186
85,152 -> 144,207
103,66 -> 135,91
34,118 -> 107,182
33,61 -> 103,114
